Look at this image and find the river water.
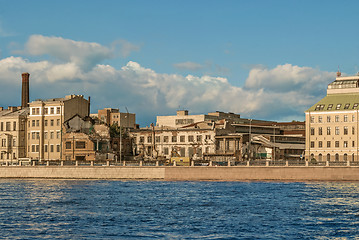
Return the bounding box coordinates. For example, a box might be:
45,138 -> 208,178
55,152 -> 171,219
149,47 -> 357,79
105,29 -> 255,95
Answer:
1,180 -> 359,239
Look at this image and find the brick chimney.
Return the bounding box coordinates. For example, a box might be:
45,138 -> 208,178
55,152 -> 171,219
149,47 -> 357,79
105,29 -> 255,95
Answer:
21,72 -> 30,108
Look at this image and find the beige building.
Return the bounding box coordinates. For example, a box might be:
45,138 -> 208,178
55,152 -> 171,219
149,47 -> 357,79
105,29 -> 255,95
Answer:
27,95 -> 90,161
156,110 -> 242,128
96,108 -> 136,129
305,72 -> 359,162
0,107 -> 28,163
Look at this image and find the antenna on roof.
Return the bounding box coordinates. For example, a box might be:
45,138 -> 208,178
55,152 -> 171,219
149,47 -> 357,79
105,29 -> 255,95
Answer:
337,65 -> 341,77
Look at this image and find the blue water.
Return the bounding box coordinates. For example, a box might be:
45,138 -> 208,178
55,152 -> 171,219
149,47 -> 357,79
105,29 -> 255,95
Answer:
1,180 -> 359,239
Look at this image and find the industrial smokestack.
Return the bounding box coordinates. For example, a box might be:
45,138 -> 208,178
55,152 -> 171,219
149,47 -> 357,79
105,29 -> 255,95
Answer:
21,72 -> 30,108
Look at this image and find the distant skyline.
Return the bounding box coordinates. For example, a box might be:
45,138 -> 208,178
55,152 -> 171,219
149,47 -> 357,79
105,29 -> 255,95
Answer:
1,0 -> 359,126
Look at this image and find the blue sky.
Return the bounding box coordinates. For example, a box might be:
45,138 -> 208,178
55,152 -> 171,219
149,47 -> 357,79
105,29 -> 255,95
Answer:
1,0 -> 359,126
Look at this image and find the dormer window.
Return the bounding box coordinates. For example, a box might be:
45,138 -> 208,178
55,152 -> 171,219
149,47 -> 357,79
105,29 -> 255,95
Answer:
336,104 -> 342,110
327,104 -> 333,110
353,103 -> 359,109
344,103 -> 350,109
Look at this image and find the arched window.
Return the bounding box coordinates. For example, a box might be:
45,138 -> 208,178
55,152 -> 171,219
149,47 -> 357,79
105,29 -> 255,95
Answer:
318,153 -> 322,161
327,153 -> 330,161
335,153 -> 339,161
352,153 -> 355,162
344,153 -> 348,161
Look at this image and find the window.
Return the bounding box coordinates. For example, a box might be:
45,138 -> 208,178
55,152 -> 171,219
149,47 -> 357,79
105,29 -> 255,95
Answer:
344,141 -> 348,148
56,144 -> 60,152
344,103 -> 350,109
180,136 -> 185,142
44,120 -> 48,126
353,103 -> 359,109
327,141 -> 331,148
155,136 -> 160,143
50,132 -> 54,139
318,127 -> 322,135
310,116 -> 314,123
139,136 -> 144,143
75,141 -> 86,149
147,136 -> 152,143
13,121 -> 16,131
57,107 -> 60,114
319,141 -> 323,148
57,119 -> 60,126
318,116 -> 322,123
1,139 -> 6,147
36,120 -> 39,127
318,154 -> 322,161
36,132 -> 39,139
335,153 -> 339,161
344,115 -> 348,122
327,104 -> 333,110
335,127 -> 340,135
172,136 -> 177,143
50,120 -> 54,126
335,115 -> 339,122
50,145 -> 54,152
335,141 -> 339,147
336,104 -> 342,110
315,105 -> 321,110
327,153 -> 331,161
31,145 -> 35,152
35,145 -> 39,152
0,122 -> 3,131
327,127 -> 331,135
327,116 -> 331,122
344,126 -> 348,135
32,108 -> 36,115
310,128 -> 315,135
164,147 -> 169,155
35,108 -> 40,115
205,135 -> 211,140
197,135 -> 202,142
32,132 -> 35,139
44,132 -> 48,139
344,153 -> 348,161
310,141 -> 314,148
353,141 -> 355,147
43,144 -> 47,153
50,107 -> 54,114
353,127 -> 355,135
57,131 -> 60,139
44,108 -> 48,114
188,135 -> 194,142
5,122 -> 10,131
353,115 -> 355,122
163,136 -> 169,143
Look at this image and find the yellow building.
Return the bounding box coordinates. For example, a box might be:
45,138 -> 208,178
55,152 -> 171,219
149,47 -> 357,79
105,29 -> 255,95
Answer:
305,72 -> 359,162
27,95 -> 90,161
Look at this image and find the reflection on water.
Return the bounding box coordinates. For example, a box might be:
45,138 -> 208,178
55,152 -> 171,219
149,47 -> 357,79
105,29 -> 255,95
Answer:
0,180 -> 359,239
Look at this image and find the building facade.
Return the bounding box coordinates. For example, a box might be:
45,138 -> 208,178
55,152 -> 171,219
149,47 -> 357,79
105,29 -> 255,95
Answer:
0,107 -> 28,162
97,108 -> 136,129
305,73 -> 359,162
27,95 -> 90,161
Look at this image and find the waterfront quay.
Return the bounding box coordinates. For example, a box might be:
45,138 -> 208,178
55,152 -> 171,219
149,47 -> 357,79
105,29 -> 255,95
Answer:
0,160 -> 359,181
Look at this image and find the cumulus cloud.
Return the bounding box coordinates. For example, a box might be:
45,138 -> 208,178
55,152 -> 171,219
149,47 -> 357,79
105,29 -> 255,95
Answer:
0,37 -> 336,125
173,61 -> 204,71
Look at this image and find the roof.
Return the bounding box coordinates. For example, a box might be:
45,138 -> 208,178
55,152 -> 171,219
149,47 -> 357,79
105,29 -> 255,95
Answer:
306,93 -> 359,112
0,108 -> 29,118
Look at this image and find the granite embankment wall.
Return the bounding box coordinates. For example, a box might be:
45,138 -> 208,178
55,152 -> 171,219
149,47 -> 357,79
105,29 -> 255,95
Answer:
0,166 -> 359,181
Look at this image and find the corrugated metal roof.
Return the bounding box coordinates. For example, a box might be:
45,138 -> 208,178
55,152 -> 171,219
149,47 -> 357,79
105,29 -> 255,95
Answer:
306,94 -> 359,112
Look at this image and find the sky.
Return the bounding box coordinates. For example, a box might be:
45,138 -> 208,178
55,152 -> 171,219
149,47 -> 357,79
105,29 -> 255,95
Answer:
1,0 -> 359,126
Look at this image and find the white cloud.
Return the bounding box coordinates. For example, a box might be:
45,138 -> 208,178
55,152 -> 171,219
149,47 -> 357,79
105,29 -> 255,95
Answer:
0,37 -> 336,125
173,61 -> 204,71
111,39 -> 141,58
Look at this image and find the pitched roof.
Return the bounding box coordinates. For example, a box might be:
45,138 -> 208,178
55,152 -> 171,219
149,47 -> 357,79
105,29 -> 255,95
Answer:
306,93 -> 359,112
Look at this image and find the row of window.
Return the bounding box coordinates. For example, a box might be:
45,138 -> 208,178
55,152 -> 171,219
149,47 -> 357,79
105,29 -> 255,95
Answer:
144,146 -> 211,157
0,152 -> 16,160
315,103 -> 359,111
311,153 -> 353,162
30,119 -> 60,127
30,144 -> 60,153
31,107 -> 61,115
310,126 -> 355,135
1,138 -> 16,147
310,115 -> 355,123
65,141 -> 86,149
29,131 -> 60,140
310,140 -> 355,148
137,135 -> 212,144
0,121 -> 17,131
